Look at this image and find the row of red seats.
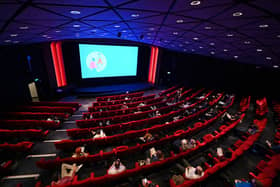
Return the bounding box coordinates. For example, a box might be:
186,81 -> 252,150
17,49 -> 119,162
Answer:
0,120 -> 60,129
249,154 -> 280,187
89,95 -> 165,112
170,118 -> 267,187
0,129 -> 49,139
0,112 -> 69,120
92,94 -> 156,106
68,91 -> 219,138
30,101 -> 81,109
159,86 -> 179,96
85,98 -> 169,119
55,92 -> 222,150
37,97 -> 230,169
14,106 -> 76,115
78,89 -> 206,128
0,141 -> 34,152
39,102 -> 241,187
96,91 -> 144,102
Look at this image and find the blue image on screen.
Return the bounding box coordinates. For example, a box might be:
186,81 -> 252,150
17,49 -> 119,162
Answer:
79,44 -> 138,79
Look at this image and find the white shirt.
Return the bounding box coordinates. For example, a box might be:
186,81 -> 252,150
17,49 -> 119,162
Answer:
185,167 -> 204,179
108,163 -> 126,175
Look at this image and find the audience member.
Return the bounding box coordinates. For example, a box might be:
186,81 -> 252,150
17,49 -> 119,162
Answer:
72,147 -> 88,158
176,159 -> 204,180
51,163 -> 78,186
181,139 -> 197,151
108,158 -> 126,175
265,140 -> 280,153
171,174 -> 185,185
140,133 -> 154,143
91,129 -> 106,139
248,123 -> 258,135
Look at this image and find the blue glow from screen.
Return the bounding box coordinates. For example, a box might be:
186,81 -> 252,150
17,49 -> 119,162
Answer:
79,44 -> 138,79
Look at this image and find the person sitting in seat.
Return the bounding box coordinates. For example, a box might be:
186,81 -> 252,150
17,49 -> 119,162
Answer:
181,139 -> 197,151
265,140 -> 280,153
156,150 -> 165,161
138,102 -> 146,107
222,112 -> 236,123
121,103 -> 128,109
141,177 -> 159,187
145,147 -> 164,165
248,123 -> 258,135
91,129 -> 106,139
155,110 -> 161,117
51,163 -> 78,186
139,133 -> 154,143
108,158 -> 126,175
150,105 -> 157,110
176,159 -> 204,180
134,107 -> 142,114
72,147 -> 88,158
181,101 -> 191,108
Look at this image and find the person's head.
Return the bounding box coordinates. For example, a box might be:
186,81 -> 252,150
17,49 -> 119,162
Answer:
114,159 -> 121,169
75,147 -> 82,155
181,139 -> 188,146
190,139 -> 196,145
96,129 -> 101,135
195,166 -> 203,176
150,147 -> 157,156
156,150 -> 164,160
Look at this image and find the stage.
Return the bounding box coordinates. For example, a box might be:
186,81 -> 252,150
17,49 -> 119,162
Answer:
73,82 -> 154,97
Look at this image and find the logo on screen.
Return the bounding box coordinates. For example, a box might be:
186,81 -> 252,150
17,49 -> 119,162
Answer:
86,52 -> 107,72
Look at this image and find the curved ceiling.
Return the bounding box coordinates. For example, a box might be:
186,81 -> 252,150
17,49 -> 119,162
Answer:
0,0 -> 279,68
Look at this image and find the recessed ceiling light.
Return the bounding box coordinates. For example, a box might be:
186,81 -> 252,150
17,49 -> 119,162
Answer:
210,51 -> 215,55
199,46 -> 203,49
227,33 -> 234,37
183,49 -> 187,52
204,26 -> 212,30
91,29 -> 97,32
10,34 -> 18,37
223,49 -> 228,52
244,41 -> 251,44
234,55 -> 239,59
179,44 -> 183,47
191,49 -> 195,52
19,26 -> 29,30
149,27 -> 155,31
164,40 -> 169,43
55,30 -> 61,33
185,41 -> 189,44
193,37 -> 199,40
47,36 -> 52,39
190,1 -> 201,6
42,35 -> 48,37
259,24 -> 269,28
70,10 -> 80,15
266,56 -> 272,60
273,65 -> 279,68
4,40 -> 11,43
210,42 -> 215,46
173,32 -> 179,35
277,35 -> 280,38
73,24 -> 80,28
13,41 -> 19,44
147,33 -> 151,35
176,19 -> 184,23
122,30 -> 127,33
256,49 -> 263,52
233,12 -> 243,17
131,13 -> 140,18
114,25 -> 120,28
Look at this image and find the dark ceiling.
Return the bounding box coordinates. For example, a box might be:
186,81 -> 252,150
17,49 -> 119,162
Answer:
0,0 -> 280,68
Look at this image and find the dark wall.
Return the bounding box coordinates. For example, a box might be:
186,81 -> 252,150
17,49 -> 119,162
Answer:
158,49 -> 280,97
0,44 -> 53,106
62,39 -> 151,87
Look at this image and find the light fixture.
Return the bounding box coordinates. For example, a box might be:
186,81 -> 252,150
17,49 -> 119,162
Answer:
233,12 -> 243,17
131,13 -> 140,18
273,65 -> 279,68
19,26 -> 29,30
114,25 -> 120,28
193,37 -> 199,40
256,49 -> 262,52
10,34 -> 18,37
164,40 -> 169,43
227,33 -> 234,37
183,49 -> 187,52
244,41 -> 251,44
73,24 -> 80,28
176,19 -> 184,23
199,46 -> 203,49
13,41 -> 19,44
179,44 -> 183,47
234,55 -> 238,59
47,36 -> 52,39
191,49 -> 195,52
173,32 -> 179,35
149,27 -> 155,31
55,30 -> 61,33
259,24 -> 269,28
185,41 -> 189,44
210,51 -> 215,55
204,26 -> 212,30
223,49 -> 228,52
70,10 -> 80,15
122,30 -> 127,33
266,56 -> 272,60
91,29 -> 97,32
277,35 -> 280,38
147,33 -> 151,35
190,1 -> 201,6
4,40 -> 11,43
42,35 -> 48,37
209,42 -> 215,46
